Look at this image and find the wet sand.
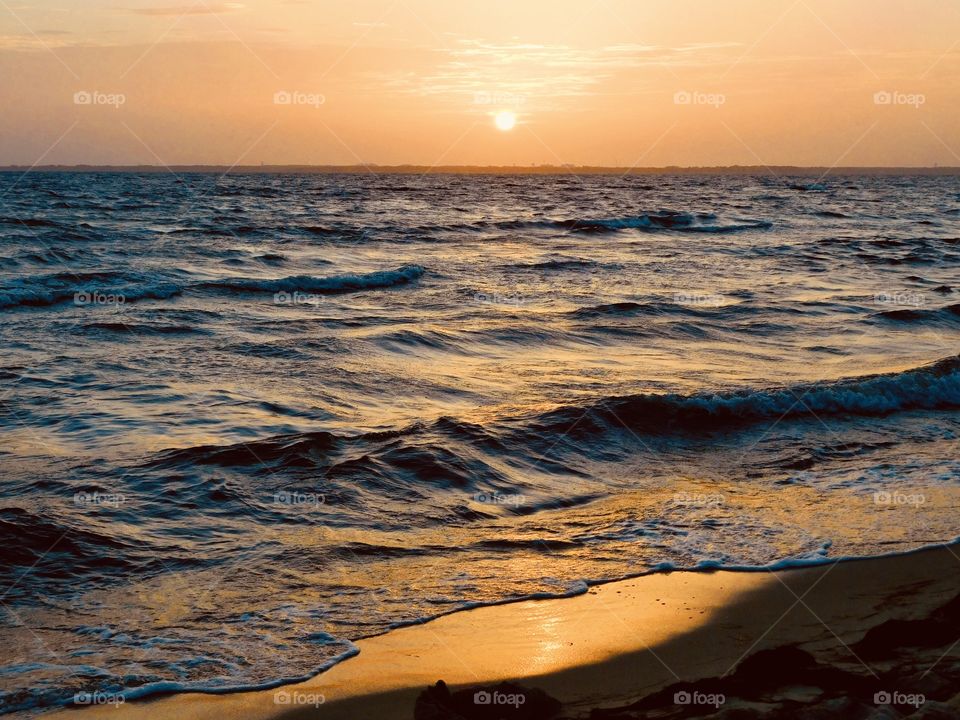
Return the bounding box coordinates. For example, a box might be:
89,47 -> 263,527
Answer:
59,544 -> 960,719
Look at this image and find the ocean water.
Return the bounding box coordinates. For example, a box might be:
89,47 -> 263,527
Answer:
1,171 -> 959,714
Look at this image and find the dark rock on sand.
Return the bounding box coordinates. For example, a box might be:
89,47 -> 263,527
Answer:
414,680 -> 562,720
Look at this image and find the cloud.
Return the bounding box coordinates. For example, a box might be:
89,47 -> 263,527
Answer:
0,31 -> 74,49
129,2 -> 245,16
381,39 -> 745,107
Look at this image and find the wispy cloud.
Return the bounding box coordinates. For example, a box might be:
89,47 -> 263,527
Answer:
384,39 -> 744,107
128,2 -> 245,16
0,30 -> 75,49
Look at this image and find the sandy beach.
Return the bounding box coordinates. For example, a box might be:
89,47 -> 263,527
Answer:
57,543 -> 960,719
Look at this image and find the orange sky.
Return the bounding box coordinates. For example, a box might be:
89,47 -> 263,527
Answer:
1,0 -> 958,166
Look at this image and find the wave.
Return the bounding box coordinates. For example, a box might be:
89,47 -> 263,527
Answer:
873,303 -> 960,324
545,212 -> 773,234
0,271 -> 182,309
81,321 -> 208,336
515,257 -> 602,271
296,225 -> 371,241
532,355 -> 960,436
569,301 -> 657,318
143,356 -> 960,480
166,224 -> 372,241
411,211 -> 773,236
149,430 -> 344,468
0,507 -> 203,593
376,539 -> 960,637
4,643 -> 361,716
1,266 -> 426,309
199,265 -> 425,294
567,299 -> 776,322
0,216 -> 60,228
15,248 -> 77,265
493,211 -> 772,234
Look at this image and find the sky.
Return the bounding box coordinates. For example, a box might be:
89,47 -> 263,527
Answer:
0,0 -> 958,167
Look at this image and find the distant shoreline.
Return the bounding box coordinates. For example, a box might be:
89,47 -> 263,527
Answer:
2,164 -> 959,176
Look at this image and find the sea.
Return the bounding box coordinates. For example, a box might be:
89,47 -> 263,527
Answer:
1,171 -> 958,714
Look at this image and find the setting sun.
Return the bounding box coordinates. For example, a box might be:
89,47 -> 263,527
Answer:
494,110 -> 517,132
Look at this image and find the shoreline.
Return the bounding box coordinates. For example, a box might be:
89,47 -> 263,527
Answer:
56,542 -> 960,719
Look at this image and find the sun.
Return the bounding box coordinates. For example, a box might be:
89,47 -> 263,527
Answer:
494,110 -> 517,131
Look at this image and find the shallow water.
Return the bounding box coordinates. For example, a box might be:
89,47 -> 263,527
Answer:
1,172 -> 959,714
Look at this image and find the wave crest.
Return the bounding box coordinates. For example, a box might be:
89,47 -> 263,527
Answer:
534,355 -> 960,436
199,265 -> 425,294
0,272 -> 181,309
495,211 -> 773,234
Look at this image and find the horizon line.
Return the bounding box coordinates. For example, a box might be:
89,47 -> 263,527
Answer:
2,164 -> 959,176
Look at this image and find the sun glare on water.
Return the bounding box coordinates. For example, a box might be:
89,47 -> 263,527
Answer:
494,110 -> 517,131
